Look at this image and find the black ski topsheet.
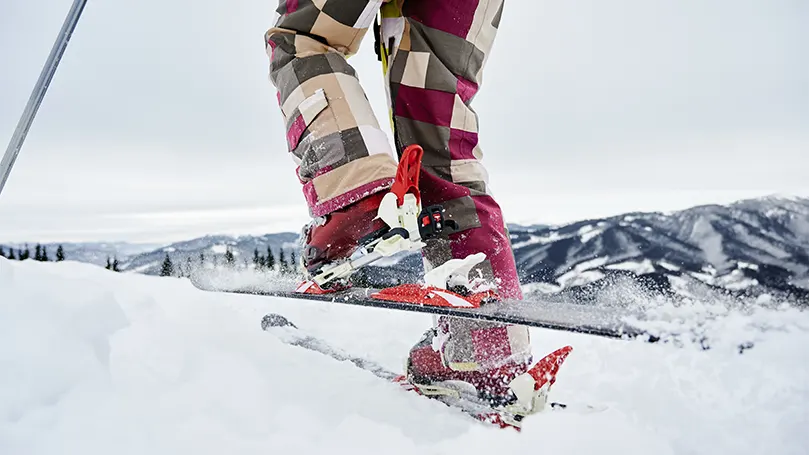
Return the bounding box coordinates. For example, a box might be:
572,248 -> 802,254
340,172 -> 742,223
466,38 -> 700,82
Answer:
192,279 -> 659,342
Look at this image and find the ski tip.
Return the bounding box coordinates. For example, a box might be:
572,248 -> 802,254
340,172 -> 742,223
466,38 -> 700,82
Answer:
261,313 -> 297,330
528,345 -> 574,390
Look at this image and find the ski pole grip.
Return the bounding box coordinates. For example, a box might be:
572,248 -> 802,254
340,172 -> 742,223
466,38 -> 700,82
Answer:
391,144 -> 423,205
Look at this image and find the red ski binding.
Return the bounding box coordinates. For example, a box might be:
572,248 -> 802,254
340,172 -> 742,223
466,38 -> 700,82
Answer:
371,284 -> 499,309
295,280 -> 346,295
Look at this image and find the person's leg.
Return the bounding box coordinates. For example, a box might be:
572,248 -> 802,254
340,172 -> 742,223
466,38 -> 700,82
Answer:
265,0 -> 396,219
378,0 -> 532,385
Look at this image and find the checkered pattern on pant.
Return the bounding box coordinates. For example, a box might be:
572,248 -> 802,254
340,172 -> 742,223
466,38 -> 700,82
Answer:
265,0 -> 531,372
266,0 -> 397,217
382,0 -> 530,372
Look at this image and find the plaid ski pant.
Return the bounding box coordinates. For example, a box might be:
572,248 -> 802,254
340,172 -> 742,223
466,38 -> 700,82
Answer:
265,0 -> 531,371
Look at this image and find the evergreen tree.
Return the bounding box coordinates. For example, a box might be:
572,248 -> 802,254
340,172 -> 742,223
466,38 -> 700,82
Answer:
105,257 -> 112,270
253,248 -> 261,268
224,248 -> 235,266
266,246 -> 275,271
160,254 -> 174,277
8,249 -> 16,260
289,252 -> 298,274
34,244 -> 42,261
0,246 -> 5,258
199,252 -> 205,265
56,245 -> 65,261
278,248 -> 287,273
112,257 -> 120,272
186,256 -> 193,273
20,246 -> 30,260
41,246 -> 49,262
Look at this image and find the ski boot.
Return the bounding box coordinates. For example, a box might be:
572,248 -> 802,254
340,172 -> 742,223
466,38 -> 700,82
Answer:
397,329 -> 573,429
296,144 -> 458,293
299,190 -> 389,285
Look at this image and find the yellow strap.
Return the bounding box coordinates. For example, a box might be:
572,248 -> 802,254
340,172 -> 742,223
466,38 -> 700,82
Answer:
378,2 -> 404,132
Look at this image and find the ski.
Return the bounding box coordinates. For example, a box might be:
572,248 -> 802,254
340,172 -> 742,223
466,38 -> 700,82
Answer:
259,313 -> 605,430
193,279 -> 659,342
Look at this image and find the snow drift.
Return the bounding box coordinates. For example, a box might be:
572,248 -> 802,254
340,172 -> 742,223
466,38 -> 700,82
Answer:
1,257 -> 808,454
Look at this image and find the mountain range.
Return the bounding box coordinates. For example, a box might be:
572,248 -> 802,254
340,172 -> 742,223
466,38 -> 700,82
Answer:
3,196 -> 807,305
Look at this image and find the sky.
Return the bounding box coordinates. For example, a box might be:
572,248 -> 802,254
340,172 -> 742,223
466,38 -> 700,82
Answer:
1,0 -> 807,243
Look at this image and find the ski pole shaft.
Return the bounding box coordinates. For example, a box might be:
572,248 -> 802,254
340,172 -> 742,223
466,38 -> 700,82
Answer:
0,0 -> 88,198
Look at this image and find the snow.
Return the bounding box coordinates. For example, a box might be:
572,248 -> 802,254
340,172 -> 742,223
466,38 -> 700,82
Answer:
605,259 -> 656,275
556,270 -> 605,288
716,270 -> 759,290
2,257 -> 808,455
572,256 -> 609,272
210,244 -> 229,254
577,225 -> 603,243
659,261 -> 681,271
690,217 -> 727,266
667,275 -> 695,296
553,257 -> 609,288
129,261 -> 160,274
730,224 -> 791,260
521,282 -> 562,294
512,231 -> 564,248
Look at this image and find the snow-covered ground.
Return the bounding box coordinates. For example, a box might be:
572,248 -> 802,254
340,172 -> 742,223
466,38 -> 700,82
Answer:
2,257 -> 808,454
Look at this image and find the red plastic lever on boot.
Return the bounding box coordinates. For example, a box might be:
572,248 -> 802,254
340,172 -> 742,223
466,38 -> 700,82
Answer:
390,144 -> 423,205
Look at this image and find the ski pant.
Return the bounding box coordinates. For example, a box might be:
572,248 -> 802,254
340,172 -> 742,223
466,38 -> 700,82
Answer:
265,0 -> 531,371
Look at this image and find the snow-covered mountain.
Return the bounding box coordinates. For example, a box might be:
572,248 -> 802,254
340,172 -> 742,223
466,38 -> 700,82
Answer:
120,233 -> 301,275
4,196 -> 807,303
356,196 -> 809,303
510,195 -> 809,303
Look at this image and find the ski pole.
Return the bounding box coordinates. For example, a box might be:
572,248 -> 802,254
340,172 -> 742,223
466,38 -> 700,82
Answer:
0,0 -> 88,198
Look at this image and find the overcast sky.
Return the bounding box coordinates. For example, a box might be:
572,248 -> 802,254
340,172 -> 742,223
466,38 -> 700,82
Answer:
1,0 -> 807,243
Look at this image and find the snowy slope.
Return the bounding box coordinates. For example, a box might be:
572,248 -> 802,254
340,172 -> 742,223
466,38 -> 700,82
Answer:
2,257 -> 808,454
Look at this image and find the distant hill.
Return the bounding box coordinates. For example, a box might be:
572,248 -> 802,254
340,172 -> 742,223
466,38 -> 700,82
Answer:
4,196 -> 807,304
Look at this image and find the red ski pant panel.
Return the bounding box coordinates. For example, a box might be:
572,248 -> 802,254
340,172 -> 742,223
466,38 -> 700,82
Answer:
265,0 -> 398,217
380,0 -> 531,371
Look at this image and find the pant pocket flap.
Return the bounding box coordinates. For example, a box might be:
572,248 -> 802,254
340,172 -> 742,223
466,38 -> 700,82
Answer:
286,89 -> 329,152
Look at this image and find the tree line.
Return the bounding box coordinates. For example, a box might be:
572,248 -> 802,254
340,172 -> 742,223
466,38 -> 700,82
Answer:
159,245 -> 300,277
2,242 -> 302,280
0,244 -> 66,262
